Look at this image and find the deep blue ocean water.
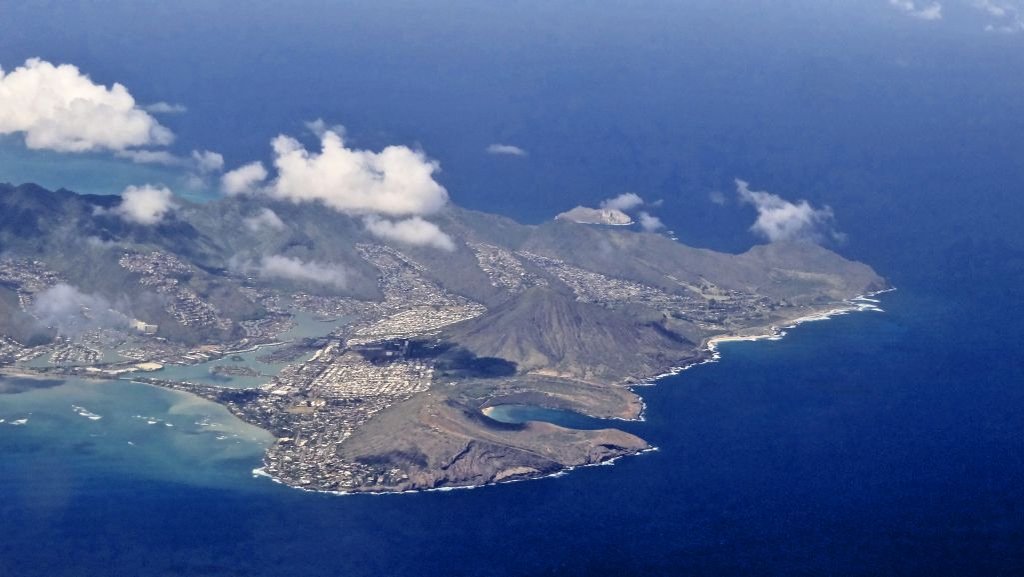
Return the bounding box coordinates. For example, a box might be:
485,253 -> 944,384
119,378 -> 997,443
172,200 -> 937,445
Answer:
2,1 -> 1023,575
3,289 -> 1021,577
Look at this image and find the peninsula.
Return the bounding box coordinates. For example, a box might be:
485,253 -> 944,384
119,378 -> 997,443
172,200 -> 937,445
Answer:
0,182 -> 887,493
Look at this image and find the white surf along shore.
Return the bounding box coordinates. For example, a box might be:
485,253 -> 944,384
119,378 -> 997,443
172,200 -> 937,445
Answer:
644,288 -> 894,383
704,289 -> 892,358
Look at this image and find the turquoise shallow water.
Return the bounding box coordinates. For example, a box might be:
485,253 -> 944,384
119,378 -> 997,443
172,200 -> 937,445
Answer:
0,135 -> 212,200
0,377 -> 273,491
127,312 -> 340,389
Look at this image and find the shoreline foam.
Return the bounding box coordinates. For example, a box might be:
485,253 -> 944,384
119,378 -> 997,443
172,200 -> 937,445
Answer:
251,446 -> 662,497
626,288 -> 895,420
698,287 -> 893,364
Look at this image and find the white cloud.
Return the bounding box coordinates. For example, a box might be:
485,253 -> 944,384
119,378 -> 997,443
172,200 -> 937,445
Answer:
244,208 -> 287,233
115,149 -> 182,166
598,193 -> 664,230
256,255 -> 347,288
976,0 -> 1009,15
555,206 -> 633,225
110,184 -> 177,225
109,148 -> 223,176
364,215 -> 455,251
888,0 -> 943,20
889,0 -> 1024,32
192,150 -> 224,173
0,58 -> 173,153
486,143 -> 527,157
179,150 -> 226,190
143,101 -> 187,114
263,129 -> 449,217
735,179 -> 837,243
709,190 -> 727,205
30,283 -> 130,336
221,161 -> 269,196
986,20 -> 1024,31
974,0 -> 1024,32
637,211 -> 664,232
600,192 -> 645,212
222,127 -> 449,218
85,236 -> 121,249
305,118 -> 346,138
917,3 -> 944,18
